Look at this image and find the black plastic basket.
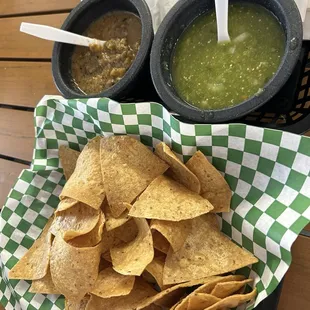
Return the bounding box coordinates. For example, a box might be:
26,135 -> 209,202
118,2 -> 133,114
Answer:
240,41 -> 310,134
130,42 -> 310,135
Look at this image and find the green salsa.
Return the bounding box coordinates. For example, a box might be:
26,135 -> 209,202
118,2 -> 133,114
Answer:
172,3 -> 285,110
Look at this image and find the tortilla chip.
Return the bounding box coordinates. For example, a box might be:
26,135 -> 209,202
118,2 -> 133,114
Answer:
103,200 -> 130,231
50,234 -> 101,302
186,151 -> 232,213
187,294 -> 221,310
152,231 -> 170,254
29,267 -> 60,294
8,218 -> 53,280
145,255 -> 166,289
56,197 -> 79,213
69,211 -> 105,247
110,219 -> 154,276
173,275 -> 245,310
208,213 -> 220,230
142,270 -> 157,286
204,288 -> 257,310
113,218 -> 138,243
163,215 -> 258,285
99,256 -> 112,270
59,145 -> 80,181
155,142 -> 201,193
50,201 -> 100,241
65,295 -> 90,310
101,220 -> 137,258
110,218 -> 154,276
100,136 -> 169,217
136,276 -> 221,310
151,219 -> 191,252
211,279 -> 253,298
61,137 -> 105,210
129,175 -> 213,221
101,228 -> 123,254
91,267 -> 135,298
86,278 -> 157,310
193,275 -> 245,294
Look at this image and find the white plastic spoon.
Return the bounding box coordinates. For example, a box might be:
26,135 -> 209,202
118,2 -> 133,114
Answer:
214,0 -> 231,43
20,22 -> 105,47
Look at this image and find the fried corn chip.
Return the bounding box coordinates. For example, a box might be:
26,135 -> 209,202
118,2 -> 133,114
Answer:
102,200 -> 131,231
99,256 -> 112,270
152,231 -> 170,254
8,218 -> 53,280
59,145 -> 80,180
29,267 -> 60,294
129,175 -> 213,221
91,267 -> 135,298
186,151 -> 232,213
103,251 -> 114,263
145,255 -> 166,289
155,142 -> 201,193
187,293 -> 221,310
65,295 -> 90,310
101,228 -> 123,254
50,234 -> 101,302
56,197 -> 79,213
86,278 -> 157,310
211,278 -> 253,298
174,275 -> 245,310
151,219 -> 191,252
100,136 -> 169,217
136,276 -> 222,310
50,201 -> 100,241
61,137 -> 105,210
192,275 -> 245,294
204,288 -> 257,310
113,218 -> 138,243
110,218 -> 154,276
163,215 -> 258,285
69,211 -> 105,247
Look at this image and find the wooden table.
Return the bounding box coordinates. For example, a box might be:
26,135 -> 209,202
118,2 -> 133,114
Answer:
0,1 -> 309,309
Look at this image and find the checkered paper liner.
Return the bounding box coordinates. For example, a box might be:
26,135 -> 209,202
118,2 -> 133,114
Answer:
1,97 -> 310,310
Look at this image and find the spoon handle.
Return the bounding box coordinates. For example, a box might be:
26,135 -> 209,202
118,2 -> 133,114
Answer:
215,0 -> 230,43
20,22 -> 104,47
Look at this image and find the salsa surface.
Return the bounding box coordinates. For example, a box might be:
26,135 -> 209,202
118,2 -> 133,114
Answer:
172,3 -> 285,110
71,11 -> 141,95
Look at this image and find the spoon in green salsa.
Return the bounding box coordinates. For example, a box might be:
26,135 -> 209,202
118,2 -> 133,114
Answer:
214,0 -> 231,43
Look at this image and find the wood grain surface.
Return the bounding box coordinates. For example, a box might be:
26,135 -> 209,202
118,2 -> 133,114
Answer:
0,13 -> 68,59
0,108 -> 34,161
0,159 -> 28,207
0,0 -> 78,17
278,235 -> 310,310
0,61 -> 58,107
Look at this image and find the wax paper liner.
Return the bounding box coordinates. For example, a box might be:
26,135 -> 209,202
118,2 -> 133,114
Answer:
0,97 -> 309,310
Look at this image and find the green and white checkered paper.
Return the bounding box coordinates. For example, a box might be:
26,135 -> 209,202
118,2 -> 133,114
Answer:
1,96 -> 310,310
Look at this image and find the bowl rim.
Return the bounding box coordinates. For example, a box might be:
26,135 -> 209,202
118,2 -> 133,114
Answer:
52,0 -> 153,99
150,0 -> 303,123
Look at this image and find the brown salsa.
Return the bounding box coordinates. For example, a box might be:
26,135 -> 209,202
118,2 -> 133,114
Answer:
71,11 -> 141,94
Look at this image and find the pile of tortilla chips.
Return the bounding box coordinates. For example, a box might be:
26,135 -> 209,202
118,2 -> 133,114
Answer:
8,136 -> 258,310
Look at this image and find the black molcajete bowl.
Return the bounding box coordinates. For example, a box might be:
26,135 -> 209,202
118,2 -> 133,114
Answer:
52,0 -> 153,100
150,0 -> 303,123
